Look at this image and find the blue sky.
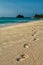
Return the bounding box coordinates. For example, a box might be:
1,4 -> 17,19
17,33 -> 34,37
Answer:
0,0 -> 43,17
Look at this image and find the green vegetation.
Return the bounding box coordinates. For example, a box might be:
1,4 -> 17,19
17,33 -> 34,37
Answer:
34,14 -> 43,18
16,14 -> 24,18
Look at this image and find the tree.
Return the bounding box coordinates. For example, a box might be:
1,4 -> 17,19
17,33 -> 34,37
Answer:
16,14 -> 24,18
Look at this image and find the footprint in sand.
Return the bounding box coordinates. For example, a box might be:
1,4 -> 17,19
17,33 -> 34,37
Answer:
16,54 -> 29,62
33,37 -> 37,41
24,44 -> 29,48
16,58 -> 20,61
32,31 -> 37,36
32,31 -> 39,41
20,54 -> 29,61
16,44 -> 29,62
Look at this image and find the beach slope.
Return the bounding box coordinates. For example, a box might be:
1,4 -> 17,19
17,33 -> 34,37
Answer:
0,20 -> 43,65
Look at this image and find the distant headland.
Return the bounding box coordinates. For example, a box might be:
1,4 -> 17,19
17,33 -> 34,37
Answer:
16,14 -> 43,18
33,14 -> 43,18
16,14 -> 24,18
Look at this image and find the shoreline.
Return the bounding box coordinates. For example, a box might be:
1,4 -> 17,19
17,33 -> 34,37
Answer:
0,20 -> 43,28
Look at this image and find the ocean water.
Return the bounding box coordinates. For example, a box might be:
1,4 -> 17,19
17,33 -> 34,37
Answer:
0,17 -> 42,27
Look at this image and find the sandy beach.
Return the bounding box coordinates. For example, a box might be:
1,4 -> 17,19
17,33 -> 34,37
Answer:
0,20 -> 43,65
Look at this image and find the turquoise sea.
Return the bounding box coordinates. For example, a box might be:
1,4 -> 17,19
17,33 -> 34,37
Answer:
0,17 -> 43,27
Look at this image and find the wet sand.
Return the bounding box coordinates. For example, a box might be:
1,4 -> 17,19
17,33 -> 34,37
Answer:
0,20 -> 43,65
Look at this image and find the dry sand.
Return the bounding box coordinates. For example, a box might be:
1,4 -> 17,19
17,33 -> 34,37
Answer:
0,20 -> 43,65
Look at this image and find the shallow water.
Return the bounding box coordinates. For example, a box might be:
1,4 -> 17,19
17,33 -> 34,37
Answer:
0,17 -> 42,24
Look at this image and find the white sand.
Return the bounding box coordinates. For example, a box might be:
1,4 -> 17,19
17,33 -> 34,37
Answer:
0,20 -> 43,65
